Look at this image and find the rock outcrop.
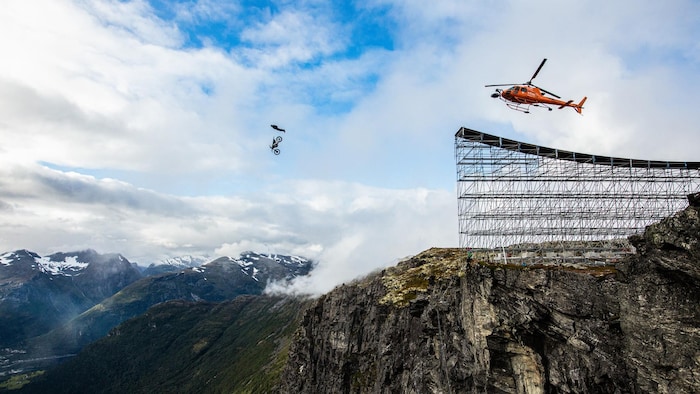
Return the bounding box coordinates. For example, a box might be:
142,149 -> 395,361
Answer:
279,201 -> 700,393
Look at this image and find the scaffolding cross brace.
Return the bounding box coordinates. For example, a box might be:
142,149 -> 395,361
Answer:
455,127 -> 700,264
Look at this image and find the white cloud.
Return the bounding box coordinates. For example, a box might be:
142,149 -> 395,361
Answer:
238,9 -> 345,68
1,0 -> 699,295
0,0 -> 256,178
0,163 -> 454,294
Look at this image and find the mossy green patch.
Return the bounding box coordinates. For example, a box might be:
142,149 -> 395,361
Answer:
380,248 -> 465,307
0,370 -> 44,390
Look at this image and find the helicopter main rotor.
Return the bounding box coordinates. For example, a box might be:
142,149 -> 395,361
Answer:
528,58 -> 546,84
485,58 -> 561,98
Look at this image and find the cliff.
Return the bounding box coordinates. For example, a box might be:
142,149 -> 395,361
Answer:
279,199 -> 700,393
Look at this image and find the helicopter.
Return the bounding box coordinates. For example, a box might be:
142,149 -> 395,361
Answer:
486,58 -> 586,114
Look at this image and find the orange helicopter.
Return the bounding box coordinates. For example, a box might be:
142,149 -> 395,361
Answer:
486,58 -> 586,114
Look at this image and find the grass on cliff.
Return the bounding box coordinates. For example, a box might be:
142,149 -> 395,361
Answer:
380,248 -> 465,307
379,248 -> 618,307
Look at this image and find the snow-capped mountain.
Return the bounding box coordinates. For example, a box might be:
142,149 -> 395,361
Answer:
139,252 -> 313,278
0,249 -> 42,280
140,254 -> 210,276
0,248 -> 314,379
0,249 -> 138,279
32,251 -> 313,351
229,251 -> 314,282
0,249 -> 142,350
159,254 -> 209,268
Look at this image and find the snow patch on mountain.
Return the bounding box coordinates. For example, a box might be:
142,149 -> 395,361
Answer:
0,250 -> 91,276
139,255 -> 210,276
36,255 -> 89,276
226,255 -> 259,280
233,258 -> 253,268
217,252 -> 314,283
289,255 -> 310,266
157,255 -> 208,268
251,267 -> 260,281
0,252 -> 15,266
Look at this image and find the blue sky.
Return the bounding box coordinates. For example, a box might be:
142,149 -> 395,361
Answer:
1,0 -> 699,294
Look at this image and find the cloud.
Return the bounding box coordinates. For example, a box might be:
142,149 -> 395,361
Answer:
258,180 -> 456,295
239,10 -> 344,68
0,0 -> 256,178
0,163 -> 454,294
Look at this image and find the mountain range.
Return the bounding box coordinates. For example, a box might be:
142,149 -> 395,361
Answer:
16,295 -> 311,394
138,255 -> 210,276
0,249 -> 313,381
0,249 -> 141,349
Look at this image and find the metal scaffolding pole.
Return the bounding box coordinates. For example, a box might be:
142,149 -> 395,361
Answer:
455,127 -> 700,264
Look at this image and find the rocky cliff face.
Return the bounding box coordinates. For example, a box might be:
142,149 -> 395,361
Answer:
279,201 -> 700,393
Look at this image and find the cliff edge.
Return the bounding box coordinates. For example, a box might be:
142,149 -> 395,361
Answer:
279,197 -> 700,393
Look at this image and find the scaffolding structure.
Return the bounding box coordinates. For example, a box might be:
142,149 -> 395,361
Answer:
455,127 -> 700,264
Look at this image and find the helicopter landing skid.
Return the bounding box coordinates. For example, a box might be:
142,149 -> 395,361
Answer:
504,101 -> 552,114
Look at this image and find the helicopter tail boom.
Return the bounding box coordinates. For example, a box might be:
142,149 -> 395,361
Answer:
558,100 -> 573,109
